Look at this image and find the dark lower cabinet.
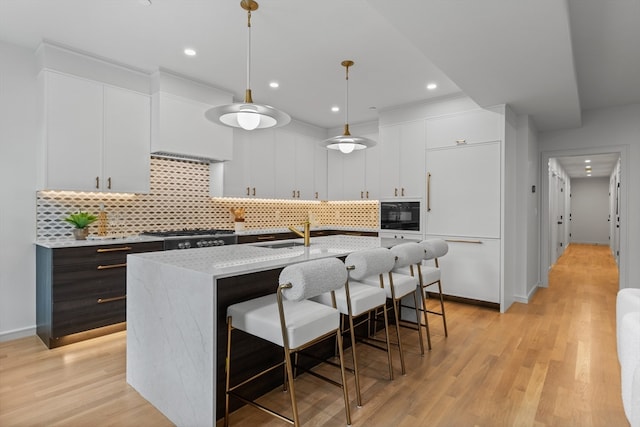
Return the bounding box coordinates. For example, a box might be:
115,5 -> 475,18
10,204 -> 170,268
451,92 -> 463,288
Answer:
237,229 -> 378,244
36,241 -> 163,348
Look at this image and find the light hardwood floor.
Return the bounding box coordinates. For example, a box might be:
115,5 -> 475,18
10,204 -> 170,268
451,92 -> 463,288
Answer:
0,244 -> 627,426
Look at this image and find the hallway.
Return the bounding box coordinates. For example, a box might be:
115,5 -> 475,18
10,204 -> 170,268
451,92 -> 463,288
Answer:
0,244 -> 627,426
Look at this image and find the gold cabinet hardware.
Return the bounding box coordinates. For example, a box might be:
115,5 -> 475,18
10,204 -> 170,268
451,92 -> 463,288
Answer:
296,190 -> 300,198
444,239 -> 483,244
360,191 -> 364,199
252,187 -> 256,196
107,177 -> 112,189
246,187 -> 250,196
315,192 -> 318,199
366,191 -> 369,199
95,176 -> 100,189
257,235 -> 276,240
394,188 -> 398,197
427,173 -> 432,212
96,247 -> 132,253
401,188 -> 405,197
97,295 -> 126,304
292,190 -> 296,198
97,263 -> 127,270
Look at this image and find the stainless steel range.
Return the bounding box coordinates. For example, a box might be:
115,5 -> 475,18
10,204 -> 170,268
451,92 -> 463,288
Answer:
142,229 -> 237,250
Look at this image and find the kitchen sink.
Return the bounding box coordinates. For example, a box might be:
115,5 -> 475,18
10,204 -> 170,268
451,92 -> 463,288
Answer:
260,241 -> 306,249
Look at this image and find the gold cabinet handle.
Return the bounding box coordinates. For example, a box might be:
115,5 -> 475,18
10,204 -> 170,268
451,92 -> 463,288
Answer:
293,190 -> 296,198
97,263 -> 127,270
444,239 -> 483,244
427,173 -> 432,212
296,190 -> 300,198
97,295 -> 126,304
246,187 -> 250,196
394,188 -> 398,197
252,187 -> 256,196
366,191 -> 369,199
401,188 -> 405,197
96,247 -> 132,253
315,192 -> 318,199
96,176 -> 100,189
361,191 -> 364,199
107,177 -> 112,189
257,235 -> 276,240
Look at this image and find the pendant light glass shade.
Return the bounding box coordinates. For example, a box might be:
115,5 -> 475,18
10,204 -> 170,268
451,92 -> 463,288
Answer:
205,0 -> 290,130
320,60 -> 376,153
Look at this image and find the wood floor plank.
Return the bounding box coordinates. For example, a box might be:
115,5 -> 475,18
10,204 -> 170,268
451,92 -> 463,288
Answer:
0,244 -> 628,426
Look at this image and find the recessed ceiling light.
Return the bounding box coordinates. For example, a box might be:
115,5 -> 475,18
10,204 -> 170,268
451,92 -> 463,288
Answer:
585,159 -> 591,163
269,81 -> 279,88
331,106 -> 340,113
426,83 -> 438,90
184,48 -> 196,57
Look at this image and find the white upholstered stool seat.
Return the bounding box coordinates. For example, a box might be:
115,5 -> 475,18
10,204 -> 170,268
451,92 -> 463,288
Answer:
227,294 -> 339,349
313,247 -> 395,407
224,257 -> 351,427
416,238 -> 449,350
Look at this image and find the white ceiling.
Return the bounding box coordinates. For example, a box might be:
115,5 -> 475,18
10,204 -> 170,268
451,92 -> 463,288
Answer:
0,0 -> 638,179
555,153 -> 620,178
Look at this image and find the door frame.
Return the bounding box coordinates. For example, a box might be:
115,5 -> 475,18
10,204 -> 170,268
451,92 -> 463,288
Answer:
540,145 -> 628,288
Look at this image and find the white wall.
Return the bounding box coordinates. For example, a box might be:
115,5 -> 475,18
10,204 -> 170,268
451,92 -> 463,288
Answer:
540,103 -> 640,290
514,115 -> 540,302
570,177 -> 610,244
0,41 -> 38,340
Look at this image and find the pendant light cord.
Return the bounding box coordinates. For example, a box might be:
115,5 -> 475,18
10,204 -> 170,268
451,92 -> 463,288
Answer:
246,8 -> 252,96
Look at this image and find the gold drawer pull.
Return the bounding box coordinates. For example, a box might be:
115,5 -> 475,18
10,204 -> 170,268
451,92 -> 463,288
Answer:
96,247 -> 132,253
97,295 -> 126,304
97,263 -> 127,270
257,235 -> 276,240
444,239 -> 483,244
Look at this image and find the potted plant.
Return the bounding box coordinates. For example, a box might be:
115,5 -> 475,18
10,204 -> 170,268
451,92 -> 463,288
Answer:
64,211 -> 98,240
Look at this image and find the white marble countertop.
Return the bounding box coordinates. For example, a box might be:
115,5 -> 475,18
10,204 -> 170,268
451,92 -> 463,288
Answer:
35,234 -> 164,248
234,226 -> 379,236
129,235 -> 384,279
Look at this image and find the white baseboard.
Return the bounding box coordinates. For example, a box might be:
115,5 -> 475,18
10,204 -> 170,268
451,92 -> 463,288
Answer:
0,326 -> 36,342
513,284 -> 541,304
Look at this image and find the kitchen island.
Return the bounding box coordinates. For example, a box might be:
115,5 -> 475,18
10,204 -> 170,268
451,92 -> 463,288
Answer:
126,235 -> 395,427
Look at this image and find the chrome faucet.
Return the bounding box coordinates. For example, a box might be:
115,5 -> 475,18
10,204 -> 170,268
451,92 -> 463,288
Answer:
288,220 -> 311,247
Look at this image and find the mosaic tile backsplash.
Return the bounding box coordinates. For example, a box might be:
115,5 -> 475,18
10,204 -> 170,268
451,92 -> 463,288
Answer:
36,157 -> 379,240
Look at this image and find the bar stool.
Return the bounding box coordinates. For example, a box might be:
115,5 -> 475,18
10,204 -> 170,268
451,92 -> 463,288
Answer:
313,247 -> 395,407
224,257 -> 351,427
360,242 -> 426,373
418,239 -> 449,347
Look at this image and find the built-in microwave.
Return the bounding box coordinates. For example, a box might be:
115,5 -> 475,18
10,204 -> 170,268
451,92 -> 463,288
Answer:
379,200 -> 422,232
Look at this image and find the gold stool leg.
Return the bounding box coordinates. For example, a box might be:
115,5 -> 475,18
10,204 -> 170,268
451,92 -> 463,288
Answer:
413,290 -> 425,355
420,285 -> 432,350
347,312 -> 363,407
335,328 -> 352,425
224,317 -> 233,427
283,347 -> 300,426
381,303 -> 394,380
437,280 -> 448,336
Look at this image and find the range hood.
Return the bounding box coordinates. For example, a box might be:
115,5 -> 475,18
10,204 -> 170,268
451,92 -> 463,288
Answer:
151,71 -> 234,163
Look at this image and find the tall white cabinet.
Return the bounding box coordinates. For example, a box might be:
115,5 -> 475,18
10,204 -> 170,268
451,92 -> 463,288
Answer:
39,70 -> 150,193
425,107 -> 504,306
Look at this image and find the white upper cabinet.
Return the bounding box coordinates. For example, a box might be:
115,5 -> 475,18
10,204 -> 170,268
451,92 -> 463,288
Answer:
150,71 -> 233,162
426,141 -> 501,238
378,119 -> 426,199
222,129 -> 275,198
425,108 -> 502,149
39,71 -> 150,193
274,129 -> 318,200
326,138 -> 379,201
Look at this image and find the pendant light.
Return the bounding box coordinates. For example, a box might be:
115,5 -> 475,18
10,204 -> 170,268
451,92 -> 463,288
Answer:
320,60 -> 376,153
205,0 -> 290,130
